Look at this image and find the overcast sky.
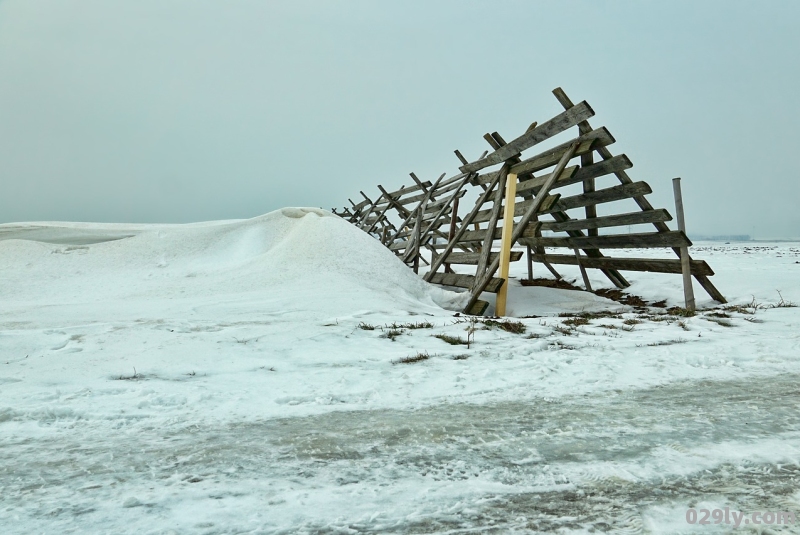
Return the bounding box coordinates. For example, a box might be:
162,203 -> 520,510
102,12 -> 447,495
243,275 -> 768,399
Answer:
1,1 -> 798,238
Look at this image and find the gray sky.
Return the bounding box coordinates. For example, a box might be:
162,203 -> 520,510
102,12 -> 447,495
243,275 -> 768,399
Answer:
1,1 -> 798,238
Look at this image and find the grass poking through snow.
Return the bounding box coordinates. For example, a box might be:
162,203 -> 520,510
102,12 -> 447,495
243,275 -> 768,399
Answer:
393,352 -> 432,365
647,339 -> 688,347
433,334 -> 469,346
482,319 -> 526,334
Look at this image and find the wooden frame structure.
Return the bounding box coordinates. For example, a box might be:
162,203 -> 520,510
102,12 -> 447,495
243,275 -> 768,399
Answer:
333,88 -> 725,315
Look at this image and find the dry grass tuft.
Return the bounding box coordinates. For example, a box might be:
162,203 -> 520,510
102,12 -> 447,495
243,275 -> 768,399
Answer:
393,352 -> 432,364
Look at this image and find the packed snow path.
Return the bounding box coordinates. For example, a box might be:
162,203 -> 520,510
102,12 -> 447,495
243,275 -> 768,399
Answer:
1,210 -> 799,533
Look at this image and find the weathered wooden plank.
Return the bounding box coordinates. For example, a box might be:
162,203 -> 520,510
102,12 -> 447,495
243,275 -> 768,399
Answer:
473,193 -> 560,224
423,208 -> 452,222
385,181 -> 431,198
389,239 -> 409,251
429,179 -> 466,197
465,299 -> 490,316
495,171 -> 520,317
582,147 -> 597,237
417,175 -> 472,252
539,209 -> 672,232
509,127 -> 615,177
542,181 -> 652,214
444,251 -> 523,265
459,101 -> 595,173
528,253 -> 715,276
424,189 -> 466,213
519,231 -> 691,250
439,172 -> 471,188
547,211 -> 628,289
377,185 -> 412,218
474,164 -> 509,290
574,248 -> 593,291
453,221 -> 541,244
445,195 -> 461,273
552,86 -> 726,303
472,170 -> 500,186
672,177 -> 696,311
517,156 -> 631,195
423,170 -> 505,281
428,272 -> 505,293
464,141 -> 580,312
388,174 -> 447,245
350,198 -> 370,211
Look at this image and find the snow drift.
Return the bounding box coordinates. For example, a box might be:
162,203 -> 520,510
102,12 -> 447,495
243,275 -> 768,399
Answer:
0,208 -> 468,320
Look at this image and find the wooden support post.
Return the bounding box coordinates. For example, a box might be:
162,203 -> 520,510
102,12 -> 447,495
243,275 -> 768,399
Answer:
495,172 -> 518,317
526,245 -> 533,280
672,177 -> 696,311
582,151 -> 598,237
445,196 -> 460,274
412,207 -> 423,274
573,247 -> 593,291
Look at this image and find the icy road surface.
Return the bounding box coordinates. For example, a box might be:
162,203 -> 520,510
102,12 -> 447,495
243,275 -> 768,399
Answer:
3,374 -> 800,534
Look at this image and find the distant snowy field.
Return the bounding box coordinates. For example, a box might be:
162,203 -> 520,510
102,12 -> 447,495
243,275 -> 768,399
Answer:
1,209 -> 799,534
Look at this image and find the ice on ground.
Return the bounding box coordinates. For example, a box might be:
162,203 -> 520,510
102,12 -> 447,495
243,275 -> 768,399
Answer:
1,212 -> 799,533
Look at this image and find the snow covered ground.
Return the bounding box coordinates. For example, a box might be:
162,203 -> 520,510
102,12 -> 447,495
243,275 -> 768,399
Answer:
1,209 -> 799,534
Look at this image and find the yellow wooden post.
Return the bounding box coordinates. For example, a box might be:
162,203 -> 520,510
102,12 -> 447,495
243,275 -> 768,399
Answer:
495,172 -> 517,316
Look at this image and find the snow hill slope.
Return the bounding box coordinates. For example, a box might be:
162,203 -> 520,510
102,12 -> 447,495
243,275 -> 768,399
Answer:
0,207 -> 467,322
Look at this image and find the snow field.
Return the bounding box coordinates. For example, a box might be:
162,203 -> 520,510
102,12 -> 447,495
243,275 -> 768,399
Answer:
1,210 -> 799,533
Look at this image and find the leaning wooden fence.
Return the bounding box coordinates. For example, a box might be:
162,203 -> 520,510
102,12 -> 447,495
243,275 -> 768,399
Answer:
333,88 -> 725,315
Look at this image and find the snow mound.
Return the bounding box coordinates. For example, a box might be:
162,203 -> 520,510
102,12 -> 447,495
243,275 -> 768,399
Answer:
0,208 -> 468,320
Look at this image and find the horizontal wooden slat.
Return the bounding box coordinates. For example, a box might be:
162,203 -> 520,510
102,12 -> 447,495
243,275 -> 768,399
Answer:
517,155 -> 632,195
510,127 -> 615,177
351,199 -> 370,211
428,272 -> 505,293
397,192 -> 427,206
424,189 -> 467,213
438,173 -> 470,188
528,254 -> 714,276
443,251 -> 523,265
385,181 -> 431,198
519,231 -> 691,250
452,221 -> 541,244
459,101 -> 595,173
473,193 -> 561,224
542,181 -> 652,214
429,179 -> 465,196
423,208 -> 451,221
465,299 -> 490,316
539,209 -> 672,232
475,164 -> 578,188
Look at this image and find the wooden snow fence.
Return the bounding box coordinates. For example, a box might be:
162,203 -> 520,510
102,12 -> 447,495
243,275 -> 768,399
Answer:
333,88 -> 725,316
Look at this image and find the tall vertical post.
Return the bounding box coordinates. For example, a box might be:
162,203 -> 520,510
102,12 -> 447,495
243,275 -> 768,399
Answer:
495,173 -> 518,317
412,208 -> 423,274
672,177 -> 696,312
445,196 -> 459,274
526,245 -> 533,280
